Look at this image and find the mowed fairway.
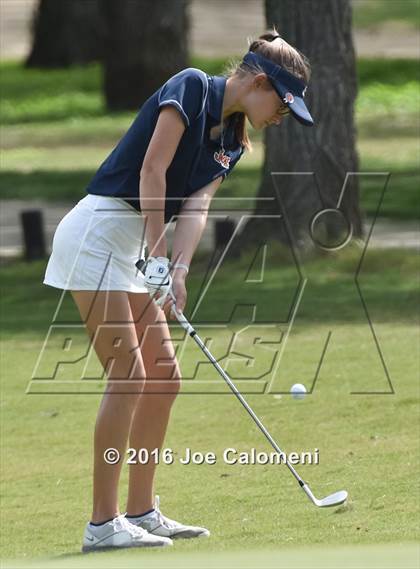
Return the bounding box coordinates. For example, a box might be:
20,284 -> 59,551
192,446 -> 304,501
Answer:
2,544 -> 420,569
0,247 -> 419,567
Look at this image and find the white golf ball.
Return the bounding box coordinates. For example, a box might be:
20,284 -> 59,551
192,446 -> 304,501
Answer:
290,383 -> 307,400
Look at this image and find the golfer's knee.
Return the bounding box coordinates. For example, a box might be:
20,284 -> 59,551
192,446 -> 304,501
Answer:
105,354 -> 146,396
145,363 -> 181,402
160,364 -> 181,399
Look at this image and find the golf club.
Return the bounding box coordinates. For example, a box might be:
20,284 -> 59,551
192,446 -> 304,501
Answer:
169,294 -> 348,509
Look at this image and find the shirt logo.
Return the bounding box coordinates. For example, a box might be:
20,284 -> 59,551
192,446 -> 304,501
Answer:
214,150 -> 231,169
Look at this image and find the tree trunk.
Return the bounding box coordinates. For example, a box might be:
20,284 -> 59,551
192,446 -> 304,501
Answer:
238,0 -> 362,252
101,0 -> 190,111
26,0 -> 104,68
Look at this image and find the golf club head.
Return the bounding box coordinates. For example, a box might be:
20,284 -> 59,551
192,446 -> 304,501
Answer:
317,490 -> 348,507
302,484 -> 348,508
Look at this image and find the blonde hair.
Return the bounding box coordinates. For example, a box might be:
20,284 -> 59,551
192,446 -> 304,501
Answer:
223,28 -> 311,153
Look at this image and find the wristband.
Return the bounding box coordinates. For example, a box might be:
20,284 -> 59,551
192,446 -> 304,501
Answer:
171,263 -> 189,274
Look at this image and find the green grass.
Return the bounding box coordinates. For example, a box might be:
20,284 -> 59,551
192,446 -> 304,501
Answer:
2,544 -> 420,568
352,0 -> 420,29
1,58 -> 418,125
356,58 -> 420,85
1,246 -> 419,334
0,249 -> 419,564
0,57 -> 228,126
356,81 -> 419,117
0,62 -> 104,124
0,58 -> 419,219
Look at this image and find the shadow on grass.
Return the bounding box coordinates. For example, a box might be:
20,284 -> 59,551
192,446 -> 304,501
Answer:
1,166 -> 419,221
359,170 -> 420,220
0,169 -> 262,205
0,247 -> 418,337
0,170 -> 93,202
356,58 -> 420,84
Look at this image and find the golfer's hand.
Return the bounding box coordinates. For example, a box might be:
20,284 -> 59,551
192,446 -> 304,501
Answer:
162,275 -> 187,320
137,256 -> 172,306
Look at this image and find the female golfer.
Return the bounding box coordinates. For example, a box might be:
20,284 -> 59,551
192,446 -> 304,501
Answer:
43,29 -> 313,552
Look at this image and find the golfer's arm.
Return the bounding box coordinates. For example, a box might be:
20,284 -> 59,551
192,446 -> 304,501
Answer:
140,106 -> 186,258
171,177 -> 223,274
139,169 -> 167,257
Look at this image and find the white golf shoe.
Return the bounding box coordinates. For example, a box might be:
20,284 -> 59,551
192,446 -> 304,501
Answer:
126,495 -> 210,539
82,513 -> 173,552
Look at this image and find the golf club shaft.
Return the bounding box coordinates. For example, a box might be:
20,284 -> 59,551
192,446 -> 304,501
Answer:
172,306 -> 306,489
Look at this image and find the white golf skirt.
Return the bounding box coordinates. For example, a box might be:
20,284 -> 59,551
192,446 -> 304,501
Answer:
43,194 -> 148,293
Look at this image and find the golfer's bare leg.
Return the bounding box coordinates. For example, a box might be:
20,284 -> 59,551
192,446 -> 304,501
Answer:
125,293 -> 181,515
71,290 -> 146,523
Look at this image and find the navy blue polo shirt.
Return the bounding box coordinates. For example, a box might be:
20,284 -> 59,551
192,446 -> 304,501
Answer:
85,68 -> 245,223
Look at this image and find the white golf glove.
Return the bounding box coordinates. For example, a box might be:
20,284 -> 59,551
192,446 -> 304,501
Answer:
135,256 -> 172,307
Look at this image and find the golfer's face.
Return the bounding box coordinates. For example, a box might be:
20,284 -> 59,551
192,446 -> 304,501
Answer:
247,83 -> 289,130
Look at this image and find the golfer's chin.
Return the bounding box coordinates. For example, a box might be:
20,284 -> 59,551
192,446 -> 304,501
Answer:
248,116 -> 266,131
249,120 -> 267,130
